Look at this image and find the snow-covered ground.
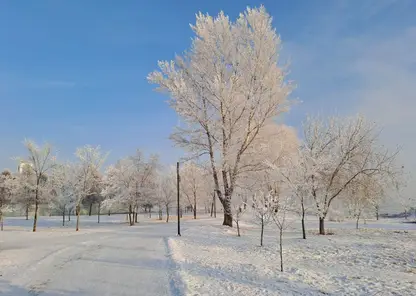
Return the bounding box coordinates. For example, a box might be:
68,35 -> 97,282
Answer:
0,214 -> 182,296
1,214 -> 415,295
168,216 -> 416,296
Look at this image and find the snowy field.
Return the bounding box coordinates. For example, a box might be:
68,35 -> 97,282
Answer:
0,214 -> 415,295
169,216 -> 416,296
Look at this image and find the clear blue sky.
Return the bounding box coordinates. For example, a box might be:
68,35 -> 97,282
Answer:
1,0 -> 415,171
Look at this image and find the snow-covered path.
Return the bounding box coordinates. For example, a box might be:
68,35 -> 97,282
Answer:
0,218 -> 183,296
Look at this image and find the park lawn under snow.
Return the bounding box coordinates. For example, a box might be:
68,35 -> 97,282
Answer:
168,217 -> 416,296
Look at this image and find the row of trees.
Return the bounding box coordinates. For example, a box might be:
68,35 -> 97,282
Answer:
148,6 -> 409,236
0,141 -> 216,232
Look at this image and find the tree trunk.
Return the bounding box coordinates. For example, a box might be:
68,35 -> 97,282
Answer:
356,212 -> 361,229
319,217 -> 325,235
97,202 -> 101,224
375,205 -> 379,220
108,210 -> 111,216
279,228 -> 283,272
210,202 -> 214,217
213,195 -> 217,218
0,211 -> 3,231
89,202 -> 93,216
404,210 -> 408,220
193,194 -> 197,219
260,217 -> 264,246
25,205 -> 29,220
236,220 -> 240,237
149,210 -> 151,218
301,211 -> 306,239
166,206 -> 169,223
301,200 -> 306,239
32,190 -> 39,232
68,208 -> 71,221
62,209 -> 65,226
221,198 -> 233,227
128,205 -> 133,226
135,211 -> 138,223
76,205 -> 81,231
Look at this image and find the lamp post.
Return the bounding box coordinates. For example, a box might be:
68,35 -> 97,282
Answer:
213,190 -> 217,218
177,161 -> 181,236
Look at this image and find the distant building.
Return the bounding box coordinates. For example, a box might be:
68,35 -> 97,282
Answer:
17,161 -> 33,174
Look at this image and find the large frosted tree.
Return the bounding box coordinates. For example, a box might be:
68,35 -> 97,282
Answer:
148,6 -> 293,226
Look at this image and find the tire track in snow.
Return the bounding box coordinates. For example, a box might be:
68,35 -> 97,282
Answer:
163,236 -> 186,296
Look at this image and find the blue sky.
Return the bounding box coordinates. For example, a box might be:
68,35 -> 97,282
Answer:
1,0 -> 415,180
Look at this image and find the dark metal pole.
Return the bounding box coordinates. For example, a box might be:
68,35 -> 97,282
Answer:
213,190 -> 217,218
177,161 -> 181,236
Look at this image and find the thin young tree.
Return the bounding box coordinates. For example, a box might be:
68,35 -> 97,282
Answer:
267,187 -> 294,272
251,191 -> 272,245
267,148 -> 315,239
231,191 -> 248,237
16,140 -> 57,232
148,6 -> 293,227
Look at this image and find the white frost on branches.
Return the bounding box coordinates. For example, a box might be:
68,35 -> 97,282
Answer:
148,6 -> 293,227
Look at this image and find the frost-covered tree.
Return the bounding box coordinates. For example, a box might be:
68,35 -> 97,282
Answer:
159,167 -> 176,223
16,140 -> 57,232
267,147 -> 315,239
303,115 -> 402,235
231,189 -> 249,237
344,174 -> 386,228
12,165 -> 36,220
48,163 -> 77,226
73,145 -> 108,231
180,162 -> 205,219
0,170 -> 13,231
148,6 -> 293,227
82,169 -> 103,217
251,191 -> 272,246
102,150 -> 158,226
267,187 -> 294,272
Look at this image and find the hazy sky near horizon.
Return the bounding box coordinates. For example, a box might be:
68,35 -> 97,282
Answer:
1,0 -> 415,199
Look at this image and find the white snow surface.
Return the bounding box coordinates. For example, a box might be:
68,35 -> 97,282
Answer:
168,216 -> 416,296
0,214 -> 415,295
0,214 -> 183,295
